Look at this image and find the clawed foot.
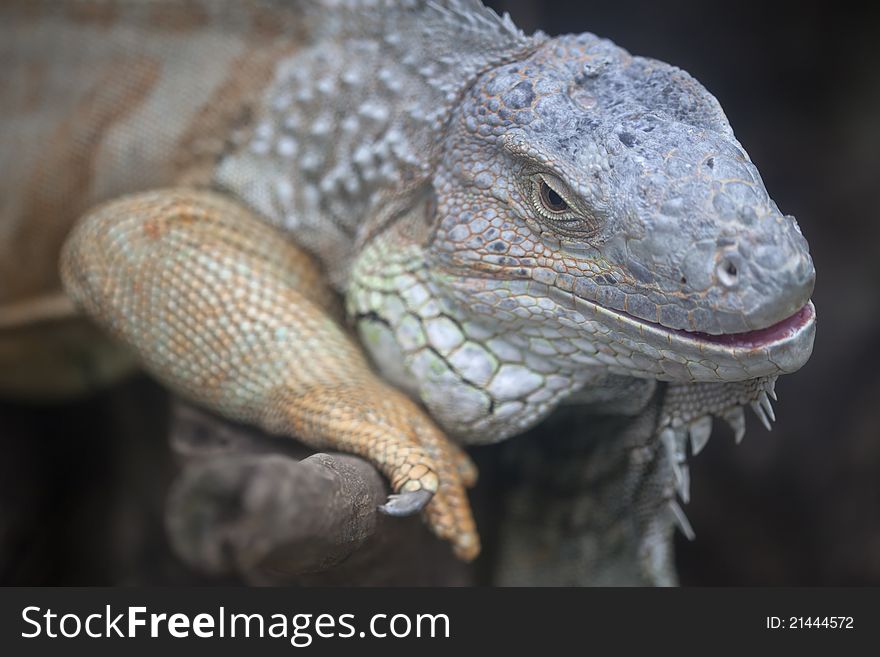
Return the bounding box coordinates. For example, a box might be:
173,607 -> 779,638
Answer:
379,453 -> 480,560
374,406 -> 481,561
404,412 -> 481,561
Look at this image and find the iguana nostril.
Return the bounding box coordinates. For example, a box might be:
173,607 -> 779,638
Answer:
716,255 -> 740,287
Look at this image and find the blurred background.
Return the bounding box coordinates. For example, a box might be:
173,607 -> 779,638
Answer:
1,0 -> 878,585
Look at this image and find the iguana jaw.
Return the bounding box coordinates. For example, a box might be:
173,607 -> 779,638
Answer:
570,285 -> 816,350
541,282 -> 816,381
589,293 -> 815,369
666,302 -> 814,349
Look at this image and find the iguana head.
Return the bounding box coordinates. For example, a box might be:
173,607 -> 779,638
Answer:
427,32 -> 816,383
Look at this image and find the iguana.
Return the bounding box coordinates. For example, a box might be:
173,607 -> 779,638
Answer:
0,0 -> 816,580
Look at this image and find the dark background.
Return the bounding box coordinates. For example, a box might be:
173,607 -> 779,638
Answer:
2,0 -> 878,585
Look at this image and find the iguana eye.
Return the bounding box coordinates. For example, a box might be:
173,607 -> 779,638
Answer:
526,173 -> 600,239
539,180 -> 568,213
530,173 -> 579,222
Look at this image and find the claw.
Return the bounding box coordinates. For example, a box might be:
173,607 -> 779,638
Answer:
379,489 -> 433,516
669,500 -> 696,541
767,378 -> 778,402
688,416 -> 713,456
750,400 -> 773,431
723,406 -> 747,444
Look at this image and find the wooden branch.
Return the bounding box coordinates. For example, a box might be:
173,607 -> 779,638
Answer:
166,450 -> 388,581
164,400 -> 471,585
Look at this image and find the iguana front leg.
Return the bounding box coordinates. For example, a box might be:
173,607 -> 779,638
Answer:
59,189 -> 479,560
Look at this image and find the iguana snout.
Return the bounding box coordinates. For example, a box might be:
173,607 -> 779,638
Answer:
597,116 -> 816,337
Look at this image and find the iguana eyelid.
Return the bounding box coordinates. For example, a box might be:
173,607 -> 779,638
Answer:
500,141 -> 595,229
527,172 -> 600,238
536,173 -> 575,210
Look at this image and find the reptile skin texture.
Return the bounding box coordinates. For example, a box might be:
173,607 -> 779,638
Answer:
61,190 -> 479,559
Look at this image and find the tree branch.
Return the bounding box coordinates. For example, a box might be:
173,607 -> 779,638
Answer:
164,400 -> 471,585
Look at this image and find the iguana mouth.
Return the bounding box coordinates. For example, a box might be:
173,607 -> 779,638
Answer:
547,273 -> 816,346
673,302 -> 815,348
608,300 -> 816,349
552,282 -> 816,368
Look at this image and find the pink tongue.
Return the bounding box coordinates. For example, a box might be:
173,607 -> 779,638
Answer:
681,304 -> 813,347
